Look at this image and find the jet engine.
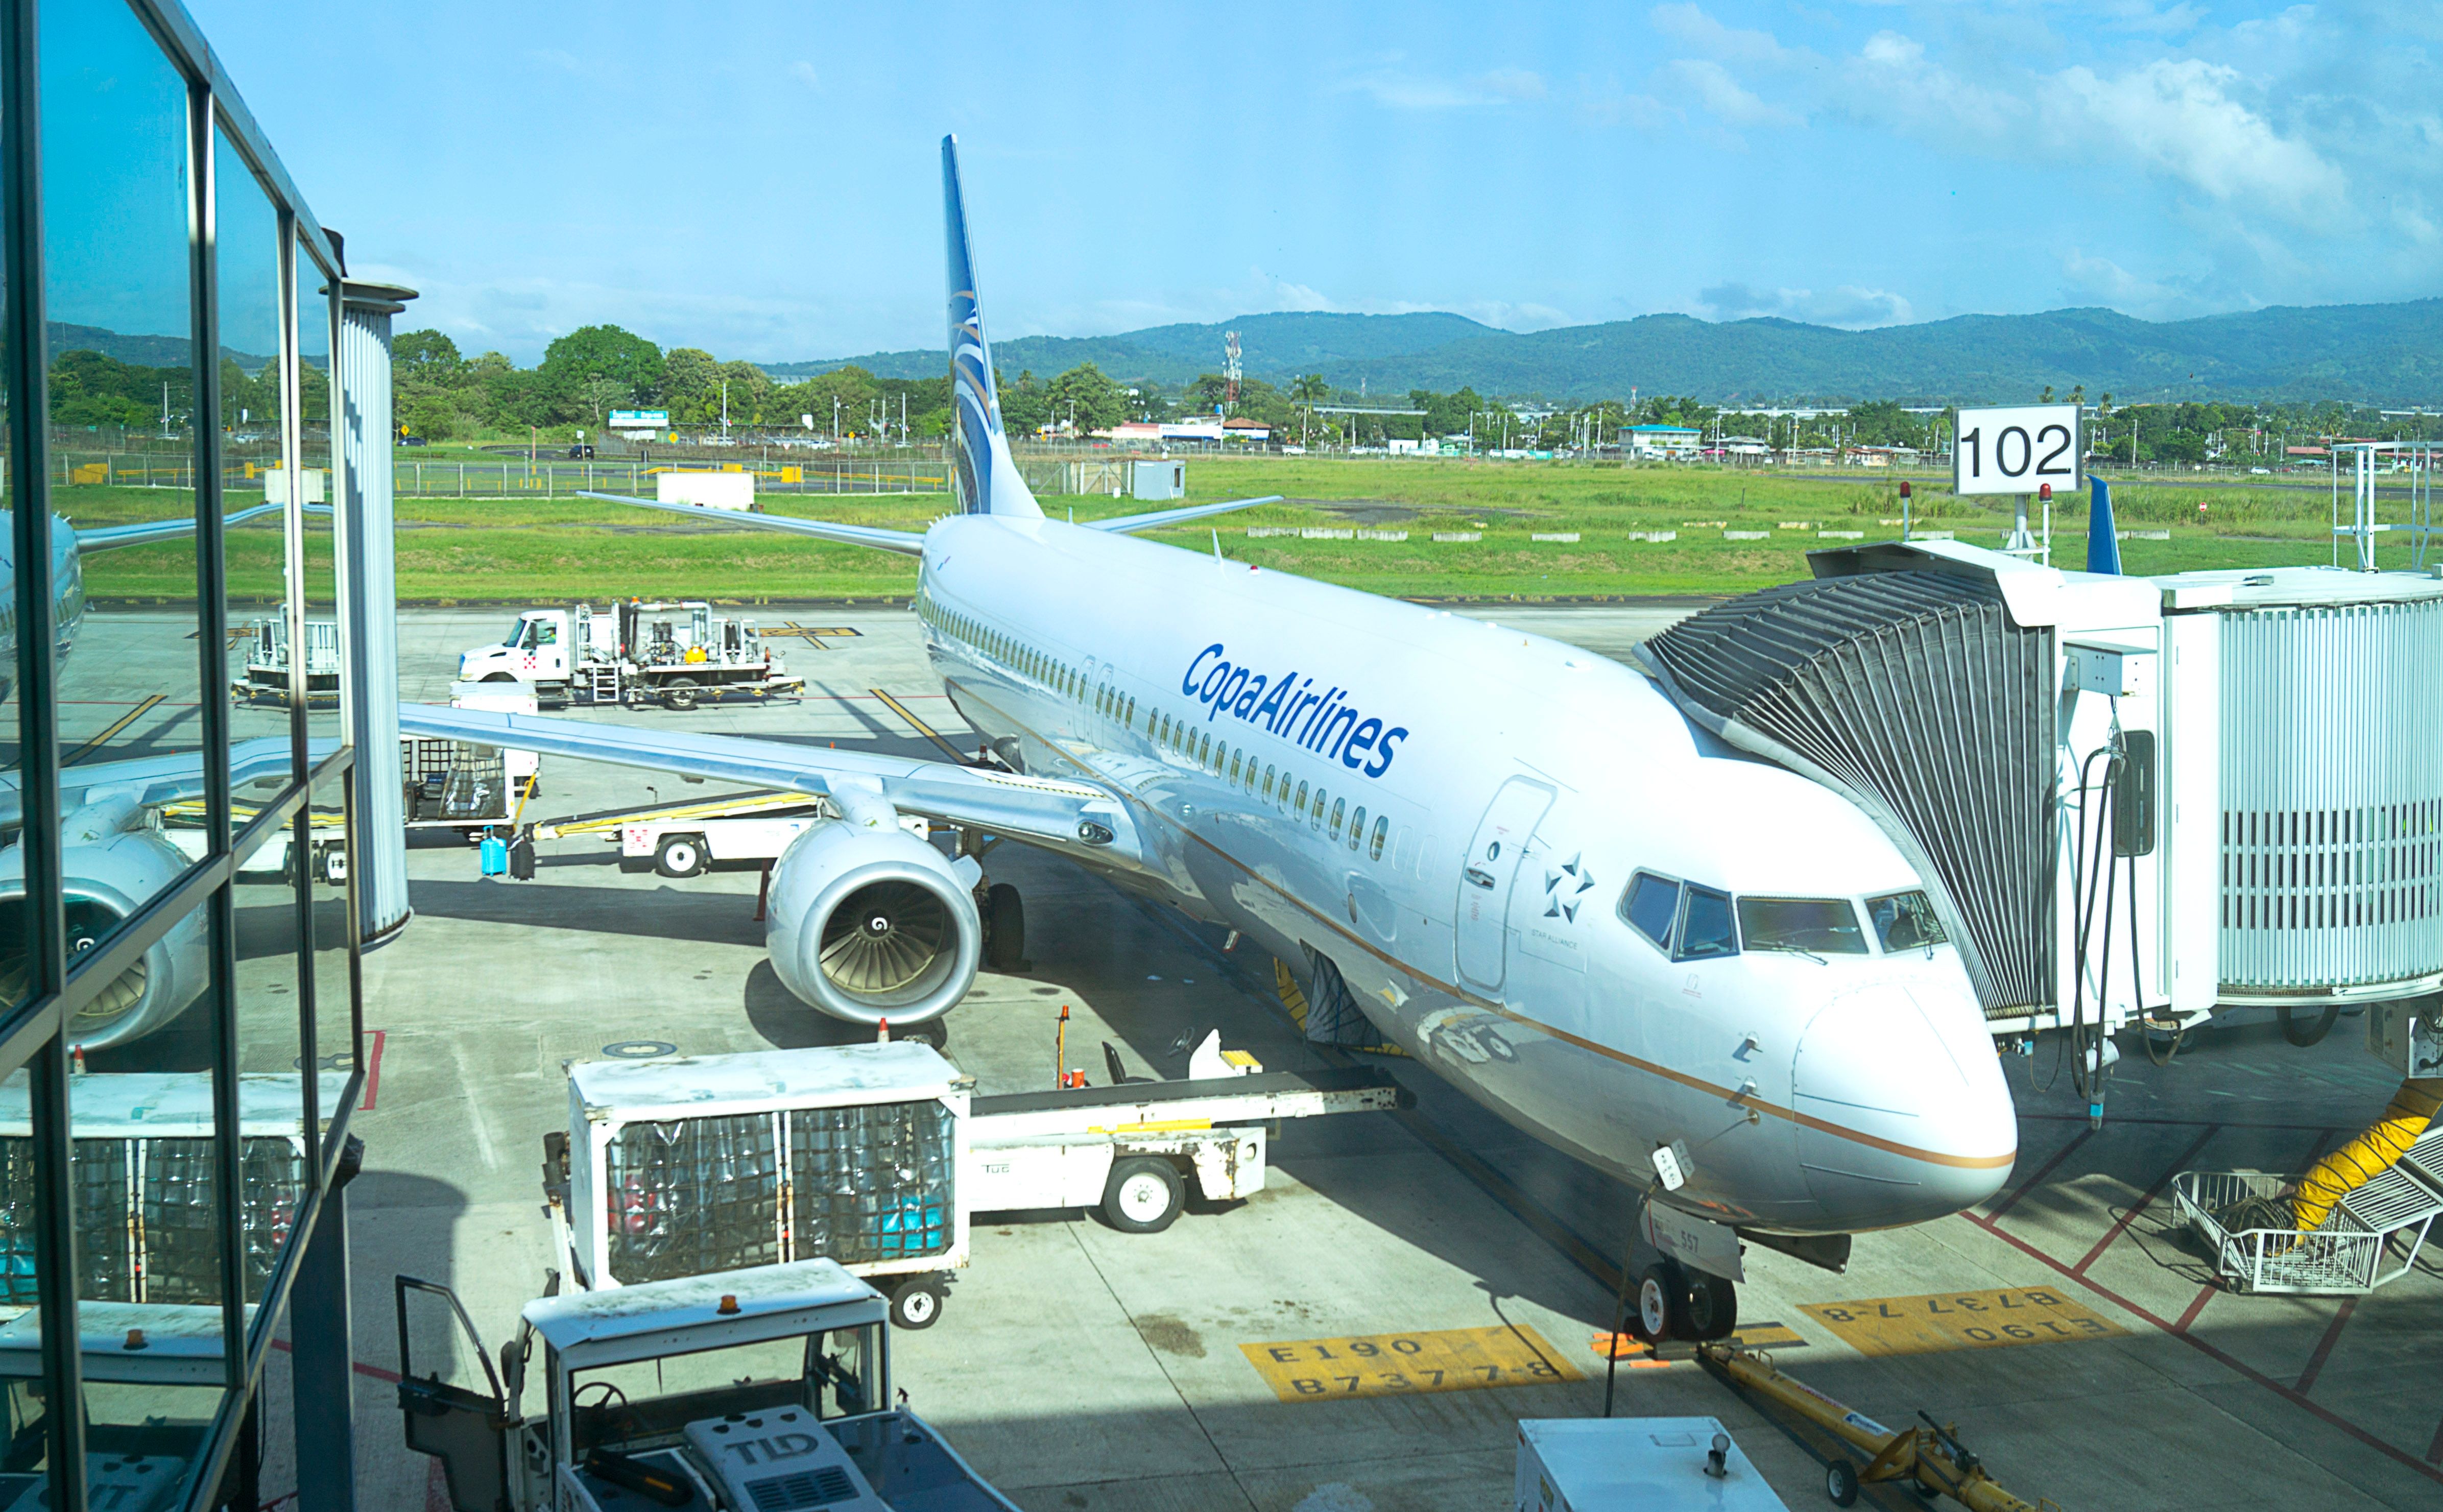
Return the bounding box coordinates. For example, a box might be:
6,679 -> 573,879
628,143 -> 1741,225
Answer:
0,809 -> 209,1052
764,818 -> 981,1025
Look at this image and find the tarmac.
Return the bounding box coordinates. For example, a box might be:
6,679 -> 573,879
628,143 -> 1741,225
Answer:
109,600 -> 2433,1512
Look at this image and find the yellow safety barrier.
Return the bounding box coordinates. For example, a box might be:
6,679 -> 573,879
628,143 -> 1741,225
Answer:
2293,1077 -> 2443,1231
71,463 -> 107,485
781,466 -> 802,483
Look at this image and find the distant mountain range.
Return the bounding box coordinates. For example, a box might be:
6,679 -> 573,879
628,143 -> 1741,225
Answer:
50,322 -> 274,372
768,300 -> 2443,406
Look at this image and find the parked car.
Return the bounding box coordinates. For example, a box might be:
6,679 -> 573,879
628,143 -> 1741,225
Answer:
400,434 -> 428,447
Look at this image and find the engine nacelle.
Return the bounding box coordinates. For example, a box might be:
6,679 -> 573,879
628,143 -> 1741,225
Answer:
764,820 -> 981,1025
0,826 -> 209,1051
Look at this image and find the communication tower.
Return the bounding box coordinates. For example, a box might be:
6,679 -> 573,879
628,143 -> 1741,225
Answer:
1224,330 -> 1242,412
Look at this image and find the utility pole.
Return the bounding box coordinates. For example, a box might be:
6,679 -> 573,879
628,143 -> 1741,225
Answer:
720,380 -> 731,444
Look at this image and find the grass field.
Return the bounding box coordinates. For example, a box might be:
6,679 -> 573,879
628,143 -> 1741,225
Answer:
55,454 -> 2390,604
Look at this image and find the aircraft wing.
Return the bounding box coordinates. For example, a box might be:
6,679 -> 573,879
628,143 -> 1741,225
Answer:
573,491 -> 925,556
77,501 -> 289,551
0,735 -> 326,832
1083,495 -> 1281,534
397,703 -> 1137,853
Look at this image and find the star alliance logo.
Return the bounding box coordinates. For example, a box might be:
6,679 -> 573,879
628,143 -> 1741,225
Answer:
1544,854 -> 1595,923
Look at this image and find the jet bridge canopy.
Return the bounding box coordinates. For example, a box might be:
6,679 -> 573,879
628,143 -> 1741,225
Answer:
1637,570 -> 2054,1016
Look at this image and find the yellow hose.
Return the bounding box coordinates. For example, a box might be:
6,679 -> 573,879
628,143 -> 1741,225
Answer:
2292,1078 -> 2442,1231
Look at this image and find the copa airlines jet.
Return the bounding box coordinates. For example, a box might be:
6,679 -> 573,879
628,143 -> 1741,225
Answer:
403,138 -> 2017,1339
0,500 -> 299,1047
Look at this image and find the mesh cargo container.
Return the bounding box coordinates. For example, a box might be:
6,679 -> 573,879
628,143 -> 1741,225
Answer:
562,1043 -> 970,1294
0,1071 -> 344,1305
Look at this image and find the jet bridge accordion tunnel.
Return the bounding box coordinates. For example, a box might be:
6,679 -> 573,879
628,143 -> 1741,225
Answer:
1638,545 -> 2443,1039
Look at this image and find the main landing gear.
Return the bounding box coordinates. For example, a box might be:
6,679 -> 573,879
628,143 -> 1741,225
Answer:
1630,1258 -> 1738,1344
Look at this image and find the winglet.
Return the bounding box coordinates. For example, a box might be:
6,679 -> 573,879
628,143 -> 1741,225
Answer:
942,136 -> 1042,520
2086,476 -> 2121,575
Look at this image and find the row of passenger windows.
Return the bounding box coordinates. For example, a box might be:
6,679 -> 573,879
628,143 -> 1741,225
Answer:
1619,873 -> 1947,963
916,591 -> 1397,865
1147,704 -> 1394,859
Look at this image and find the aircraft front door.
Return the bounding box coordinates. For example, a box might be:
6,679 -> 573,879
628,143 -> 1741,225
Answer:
1454,777 -> 1554,992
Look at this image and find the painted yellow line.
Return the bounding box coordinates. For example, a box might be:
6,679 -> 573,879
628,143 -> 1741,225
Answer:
1799,1287 -> 2123,1357
1241,1324 -> 1580,1402
65,694 -> 164,765
870,687 -> 973,764
953,684 -> 2014,1178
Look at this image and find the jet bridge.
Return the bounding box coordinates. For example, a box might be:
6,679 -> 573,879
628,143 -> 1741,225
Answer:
1639,539 -> 2443,1042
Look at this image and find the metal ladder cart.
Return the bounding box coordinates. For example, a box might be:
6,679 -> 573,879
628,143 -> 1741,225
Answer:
2173,1124 -> 2443,1295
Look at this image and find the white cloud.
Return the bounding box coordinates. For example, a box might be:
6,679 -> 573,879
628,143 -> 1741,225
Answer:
787,60 -> 819,89
1665,59 -> 1801,129
2054,58 -> 2343,213
1481,68 -> 1547,102
1338,65 -> 1548,111
1698,282 -> 1913,328
1648,4 -> 1792,66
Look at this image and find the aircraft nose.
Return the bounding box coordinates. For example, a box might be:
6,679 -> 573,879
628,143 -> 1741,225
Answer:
1790,983 -> 2017,1229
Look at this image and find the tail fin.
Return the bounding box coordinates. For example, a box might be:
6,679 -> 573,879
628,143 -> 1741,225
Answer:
942,136 -> 1043,520
2085,476 -> 2121,575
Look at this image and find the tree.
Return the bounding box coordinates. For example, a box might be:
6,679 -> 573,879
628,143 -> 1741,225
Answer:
660,347 -> 722,423
538,325 -> 664,424
1046,362 -> 1130,435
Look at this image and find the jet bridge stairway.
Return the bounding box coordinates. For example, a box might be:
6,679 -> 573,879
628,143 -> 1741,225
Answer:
1636,570 -> 2054,1019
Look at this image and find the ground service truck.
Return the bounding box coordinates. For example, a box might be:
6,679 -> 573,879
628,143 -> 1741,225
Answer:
460,601 -> 806,710
396,1259 -> 1022,1512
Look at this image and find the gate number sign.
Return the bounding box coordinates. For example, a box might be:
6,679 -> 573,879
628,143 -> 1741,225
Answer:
1952,404 -> 2082,497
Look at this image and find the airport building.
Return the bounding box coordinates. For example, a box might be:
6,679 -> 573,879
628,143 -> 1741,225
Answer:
0,2 -> 396,1508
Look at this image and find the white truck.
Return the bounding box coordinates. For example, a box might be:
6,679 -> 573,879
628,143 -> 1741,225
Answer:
233,612 -> 340,706
460,601 -> 806,711
533,790 -> 832,879
396,1259 -> 1022,1512
543,1040 -> 1409,1329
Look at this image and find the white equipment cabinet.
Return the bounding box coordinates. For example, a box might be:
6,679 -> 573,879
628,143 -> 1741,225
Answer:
1516,1418 -> 1789,1512
547,1041 -> 1406,1329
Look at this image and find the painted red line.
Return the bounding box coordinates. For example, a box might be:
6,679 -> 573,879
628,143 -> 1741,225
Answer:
1956,1211 -> 2443,1488
268,1336 -> 400,1383
2294,1297 -> 2357,1395
1986,1127 -> 2093,1222
2074,1124 -> 2220,1275
2173,1283 -> 2217,1334
360,1028 -> 387,1111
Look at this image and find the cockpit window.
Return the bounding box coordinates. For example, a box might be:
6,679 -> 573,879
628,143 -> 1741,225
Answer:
1737,897 -> 1869,956
1867,890 -> 1948,952
1620,872 -> 1680,950
1675,886 -> 1738,961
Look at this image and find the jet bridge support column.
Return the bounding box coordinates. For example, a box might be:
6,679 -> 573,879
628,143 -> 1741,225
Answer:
339,281 -> 417,946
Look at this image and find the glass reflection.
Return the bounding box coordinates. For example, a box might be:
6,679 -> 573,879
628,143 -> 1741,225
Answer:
307,774 -> 355,1123
36,0 -> 209,1046
296,249 -> 342,755
215,128 -> 295,820
233,837 -> 308,1309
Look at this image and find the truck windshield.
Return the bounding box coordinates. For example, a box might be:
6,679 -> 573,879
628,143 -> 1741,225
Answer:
569,1325 -> 879,1457
1735,897 -> 1869,956
508,616 -> 535,647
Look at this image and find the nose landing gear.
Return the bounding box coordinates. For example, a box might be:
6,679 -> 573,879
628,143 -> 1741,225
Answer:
1629,1259 -> 1739,1345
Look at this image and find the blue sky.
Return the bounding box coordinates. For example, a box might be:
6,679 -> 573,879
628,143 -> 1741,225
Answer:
186,0 -> 2439,365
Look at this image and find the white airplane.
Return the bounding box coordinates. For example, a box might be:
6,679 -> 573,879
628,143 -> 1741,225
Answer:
403,137 -> 2017,1340
0,501 -> 299,1047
